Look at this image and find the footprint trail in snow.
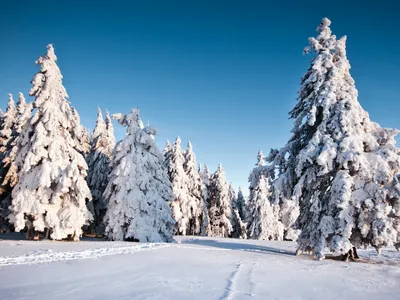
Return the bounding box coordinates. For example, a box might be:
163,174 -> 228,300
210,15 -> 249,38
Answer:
0,243 -> 169,267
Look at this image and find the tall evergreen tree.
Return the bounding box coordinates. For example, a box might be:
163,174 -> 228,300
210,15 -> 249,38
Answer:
236,186 -> 246,220
9,44 -> 92,240
247,150 -> 283,240
71,107 -> 91,157
86,107 -> 115,234
184,141 -> 208,235
199,164 -> 211,208
0,93 -> 33,232
162,140 -> 172,170
163,140 -> 171,156
103,108 -> 174,242
105,110 -> 115,149
15,93 -> 30,131
2,93 -> 32,188
271,18 -> 400,259
198,164 -> 211,235
208,164 -> 233,237
0,94 -> 18,232
92,107 -> 106,140
228,183 -> 246,239
166,137 -> 194,235
0,94 -> 17,181
228,183 -> 236,219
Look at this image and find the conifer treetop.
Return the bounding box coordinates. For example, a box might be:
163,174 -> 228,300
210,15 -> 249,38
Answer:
93,107 -> 106,140
105,109 -> 115,146
6,94 -> 16,112
256,149 -> 265,167
0,94 -> 17,145
175,136 -> 182,146
16,93 -> 27,114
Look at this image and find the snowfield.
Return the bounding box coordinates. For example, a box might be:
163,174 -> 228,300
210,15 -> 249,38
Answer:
0,234 -> 399,300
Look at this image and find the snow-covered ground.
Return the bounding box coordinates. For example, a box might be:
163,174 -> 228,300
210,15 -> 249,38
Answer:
0,234 -> 399,300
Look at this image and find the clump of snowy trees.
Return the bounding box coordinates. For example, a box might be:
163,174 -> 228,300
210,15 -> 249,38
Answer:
0,43 -> 247,243
0,93 -> 32,233
229,183 -> 247,239
246,150 -> 284,240
163,139 -> 246,238
0,45 -> 176,242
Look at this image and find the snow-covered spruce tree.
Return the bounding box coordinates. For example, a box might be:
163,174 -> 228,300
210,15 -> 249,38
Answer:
199,164 -> 212,208
265,153 -> 301,241
86,107 -> 115,234
0,94 -> 17,182
228,183 -> 246,239
184,141 -> 209,235
208,164 -> 233,237
105,110 -> 116,148
8,44 -> 92,240
16,93 -> 30,130
71,107 -> 90,157
272,18 -> 400,260
236,186 -> 246,220
247,150 -> 283,240
198,164 -> 211,235
92,107 -> 107,142
0,93 -> 33,232
165,137 -> 194,235
228,183 -> 236,217
163,139 -> 172,169
1,93 -> 32,188
184,141 -> 202,235
0,94 -> 18,232
103,108 -> 174,242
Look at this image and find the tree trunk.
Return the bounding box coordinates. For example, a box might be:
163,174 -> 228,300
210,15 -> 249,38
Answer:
41,228 -> 50,240
342,247 -> 360,262
352,247 -> 360,260
25,227 -> 32,240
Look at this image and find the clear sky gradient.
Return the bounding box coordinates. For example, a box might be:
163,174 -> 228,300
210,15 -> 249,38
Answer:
1,1 -> 399,193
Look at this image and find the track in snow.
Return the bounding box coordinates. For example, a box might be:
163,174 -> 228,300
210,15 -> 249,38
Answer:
0,243 -> 169,267
0,243 -> 235,269
220,262 -> 256,300
220,263 -> 242,300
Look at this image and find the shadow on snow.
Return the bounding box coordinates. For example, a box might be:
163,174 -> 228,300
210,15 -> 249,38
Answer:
182,238 -> 296,257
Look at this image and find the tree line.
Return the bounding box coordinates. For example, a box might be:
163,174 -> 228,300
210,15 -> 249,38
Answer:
0,18 -> 399,260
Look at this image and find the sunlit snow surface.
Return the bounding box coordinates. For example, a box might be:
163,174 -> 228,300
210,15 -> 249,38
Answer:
0,234 -> 399,300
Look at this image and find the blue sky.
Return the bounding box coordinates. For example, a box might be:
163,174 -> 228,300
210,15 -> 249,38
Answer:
1,1 -> 399,193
